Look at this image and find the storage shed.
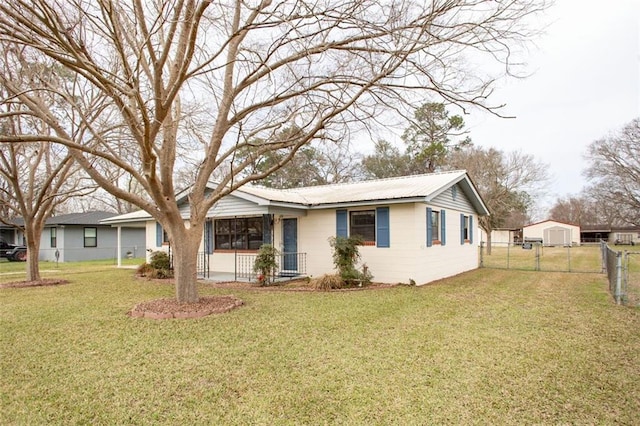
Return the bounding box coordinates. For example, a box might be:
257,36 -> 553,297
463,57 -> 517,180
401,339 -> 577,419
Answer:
522,220 -> 580,247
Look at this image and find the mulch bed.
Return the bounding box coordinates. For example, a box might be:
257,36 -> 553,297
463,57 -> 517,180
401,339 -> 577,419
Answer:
0,279 -> 69,289
129,295 -> 244,320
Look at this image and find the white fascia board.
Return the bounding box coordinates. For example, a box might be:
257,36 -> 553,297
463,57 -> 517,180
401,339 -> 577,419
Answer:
308,197 -> 427,210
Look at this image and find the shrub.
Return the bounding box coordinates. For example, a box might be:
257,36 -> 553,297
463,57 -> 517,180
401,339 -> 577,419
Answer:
137,251 -> 173,279
253,244 -> 279,286
328,236 -> 373,286
149,251 -> 171,270
311,274 -> 344,291
147,267 -> 172,279
136,263 -> 154,277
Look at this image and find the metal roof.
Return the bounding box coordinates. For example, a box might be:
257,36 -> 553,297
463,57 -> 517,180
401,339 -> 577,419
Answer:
102,170 -> 489,225
237,170 -> 487,211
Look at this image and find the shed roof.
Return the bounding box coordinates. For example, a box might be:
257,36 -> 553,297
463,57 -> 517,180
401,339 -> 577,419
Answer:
524,219 -> 580,228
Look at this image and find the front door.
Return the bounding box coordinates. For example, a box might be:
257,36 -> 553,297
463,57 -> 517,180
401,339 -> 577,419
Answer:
282,218 -> 298,273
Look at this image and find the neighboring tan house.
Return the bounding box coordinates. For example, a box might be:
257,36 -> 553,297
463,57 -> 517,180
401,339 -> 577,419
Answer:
103,170 -> 489,285
39,211 -> 146,262
522,220 -> 581,247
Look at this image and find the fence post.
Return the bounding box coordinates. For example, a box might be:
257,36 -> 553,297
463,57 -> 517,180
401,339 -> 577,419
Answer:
479,242 -> 484,267
615,251 -> 623,305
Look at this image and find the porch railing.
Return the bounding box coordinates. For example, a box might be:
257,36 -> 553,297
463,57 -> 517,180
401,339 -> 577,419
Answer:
197,251 -> 210,279
235,252 -> 307,281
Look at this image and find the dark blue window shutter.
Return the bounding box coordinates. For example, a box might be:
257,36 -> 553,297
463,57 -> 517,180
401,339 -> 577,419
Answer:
205,220 -> 213,254
156,222 -> 163,247
469,215 -> 474,244
460,214 -> 465,245
336,210 -> 348,237
426,207 -> 433,247
440,209 -> 446,246
262,214 -> 272,244
376,207 -> 390,248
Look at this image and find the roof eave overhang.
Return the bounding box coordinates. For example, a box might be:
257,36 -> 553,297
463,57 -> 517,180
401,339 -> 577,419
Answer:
100,217 -> 152,226
308,197 -> 427,210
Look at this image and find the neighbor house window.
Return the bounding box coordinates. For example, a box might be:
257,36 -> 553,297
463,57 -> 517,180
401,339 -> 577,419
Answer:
50,227 -> 57,248
215,217 -> 263,250
350,210 -> 376,244
84,227 -> 97,247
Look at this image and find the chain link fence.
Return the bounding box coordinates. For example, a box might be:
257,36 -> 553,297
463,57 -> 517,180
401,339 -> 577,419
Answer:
479,242 -> 603,273
604,246 -> 640,306
623,251 -> 640,306
481,241 -> 639,307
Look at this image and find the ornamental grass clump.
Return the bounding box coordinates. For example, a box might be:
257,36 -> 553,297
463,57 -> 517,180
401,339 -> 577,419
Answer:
311,273 -> 344,290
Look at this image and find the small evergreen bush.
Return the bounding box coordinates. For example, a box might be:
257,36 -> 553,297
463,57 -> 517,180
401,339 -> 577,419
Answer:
253,244 -> 279,285
137,251 -> 173,279
149,251 -> 171,270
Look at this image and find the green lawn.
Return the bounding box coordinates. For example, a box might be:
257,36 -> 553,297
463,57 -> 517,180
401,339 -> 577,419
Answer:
1,265 -> 639,424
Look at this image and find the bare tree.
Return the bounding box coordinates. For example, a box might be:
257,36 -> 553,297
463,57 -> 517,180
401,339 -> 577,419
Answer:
0,0 -> 549,302
361,139 -> 412,179
0,46 -> 98,280
246,126 -> 360,188
448,146 -> 549,253
548,195 -> 598,226
584,118 -> 640,226
0,142 -> 88,280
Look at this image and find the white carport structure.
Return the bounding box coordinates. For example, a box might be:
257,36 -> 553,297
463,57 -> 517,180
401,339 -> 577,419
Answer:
100,210 -> 150,267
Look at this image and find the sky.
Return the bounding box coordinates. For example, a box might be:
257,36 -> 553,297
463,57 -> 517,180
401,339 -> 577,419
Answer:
466,0 -> 640,208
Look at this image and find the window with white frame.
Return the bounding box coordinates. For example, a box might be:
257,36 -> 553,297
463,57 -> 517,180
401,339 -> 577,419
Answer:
84,227 -> 97,247
50,227 -> 57,248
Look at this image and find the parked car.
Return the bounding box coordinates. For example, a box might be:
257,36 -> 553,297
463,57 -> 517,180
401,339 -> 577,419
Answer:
0,239 -> 26,261
0,238 -> 17,258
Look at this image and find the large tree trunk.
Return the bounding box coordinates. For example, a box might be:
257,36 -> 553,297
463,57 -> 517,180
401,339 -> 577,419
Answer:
480,218 -> 493,256
169,224 -> 203,304
24,224 -> 42,281
485,230 -> 493,256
